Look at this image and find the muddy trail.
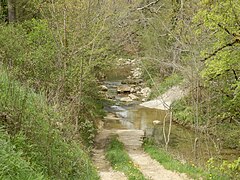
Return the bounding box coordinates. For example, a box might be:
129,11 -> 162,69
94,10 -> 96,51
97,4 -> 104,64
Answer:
92,59 -> 190,180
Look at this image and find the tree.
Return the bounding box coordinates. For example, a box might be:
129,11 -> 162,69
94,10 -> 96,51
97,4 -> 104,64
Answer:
7,0 -> 15,22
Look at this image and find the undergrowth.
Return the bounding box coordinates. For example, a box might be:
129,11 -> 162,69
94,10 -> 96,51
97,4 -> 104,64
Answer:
0,70 -> 99,179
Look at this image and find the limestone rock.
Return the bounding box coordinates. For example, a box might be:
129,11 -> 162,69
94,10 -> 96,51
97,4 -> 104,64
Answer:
100,85 -> 108,91
141,87 -> 151,97
117,85 -> 131,93
129,94 -> 138,100
141,98 -> 146,102
130,87 -> 136,93
120,97 -> 133,102
153,120 -> 162,125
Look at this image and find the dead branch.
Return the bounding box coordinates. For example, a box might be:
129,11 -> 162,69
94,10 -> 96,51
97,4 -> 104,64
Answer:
136,0 -> 161,11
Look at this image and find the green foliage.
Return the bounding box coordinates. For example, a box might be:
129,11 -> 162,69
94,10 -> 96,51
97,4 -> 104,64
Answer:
0,70 -> 99,179
0,129 -> 44,180
0,19 -> 58,91
193,0 -> 240,123
172,98 -> 195,125
106,135 -> 146,180
216,123 -> 240,149
0,0 -> 8,22
207,157 -> 240,180
0,5 -> 108,146
143,139 -> 207,179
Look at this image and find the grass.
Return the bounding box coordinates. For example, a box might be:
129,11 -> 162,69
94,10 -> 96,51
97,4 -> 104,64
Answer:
105,135 -> 147,180
143,140 -> 206,179
0,69 -> 99,179
143,140 -> 234,180
0,129 -> 44,180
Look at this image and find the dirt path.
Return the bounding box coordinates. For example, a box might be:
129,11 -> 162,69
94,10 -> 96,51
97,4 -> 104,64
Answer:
92,130 -> 127,180
117,130 -> 190,180
128,150 -> 189,180
93,129 -> 190,180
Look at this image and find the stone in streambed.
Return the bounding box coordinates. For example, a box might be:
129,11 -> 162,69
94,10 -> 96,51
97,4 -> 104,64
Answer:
117,85 -> 131,93
128,94 -> 138,100
141,87 -> 151,97
120,97 -> 133,102
99,85 -> 108,91
153,120 -> 162,125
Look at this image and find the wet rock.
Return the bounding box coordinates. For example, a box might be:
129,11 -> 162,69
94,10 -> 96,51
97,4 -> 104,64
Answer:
135,86 -> 141,91
129,94 -> 138,100
130,87 -> 136,93
120,97 -> 133,102
122,79 -> 142,85
141,87 -> 151,97
142,98 -> 146,102
107,94 -> 115,99
116,111 -> 128,118
100,85 -> 108,91
104,113 -> 121,120
117,85 -> 131,93
111,106 -> 125,111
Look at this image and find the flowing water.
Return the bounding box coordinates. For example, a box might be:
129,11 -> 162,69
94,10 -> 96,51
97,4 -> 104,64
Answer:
102,65 -> 239,167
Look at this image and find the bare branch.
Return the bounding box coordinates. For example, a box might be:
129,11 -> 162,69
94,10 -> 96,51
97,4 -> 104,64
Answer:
136,0 -> 161,11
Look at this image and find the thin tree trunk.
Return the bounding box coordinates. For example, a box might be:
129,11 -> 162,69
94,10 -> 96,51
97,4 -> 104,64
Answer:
8,0 -> 16,22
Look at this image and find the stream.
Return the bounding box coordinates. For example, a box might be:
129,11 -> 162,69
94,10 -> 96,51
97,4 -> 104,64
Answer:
101,62 -> 239,167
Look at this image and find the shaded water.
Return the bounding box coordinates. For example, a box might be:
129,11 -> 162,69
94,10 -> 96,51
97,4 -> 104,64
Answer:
103,65 -> 239,167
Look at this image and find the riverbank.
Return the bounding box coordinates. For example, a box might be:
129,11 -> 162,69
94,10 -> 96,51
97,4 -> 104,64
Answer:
140,85 -> 188,110
95,58 -> 239,179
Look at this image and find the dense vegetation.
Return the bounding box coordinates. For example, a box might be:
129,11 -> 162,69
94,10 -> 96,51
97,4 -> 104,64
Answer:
0,0 -> 120,179
0,69 -> 99,179
0,0 -> 239,179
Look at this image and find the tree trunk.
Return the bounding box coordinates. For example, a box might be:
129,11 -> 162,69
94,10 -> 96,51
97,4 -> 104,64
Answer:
8,0 -> 16,22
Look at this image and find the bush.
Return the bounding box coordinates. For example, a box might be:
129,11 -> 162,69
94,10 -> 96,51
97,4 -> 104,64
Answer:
0,129 -> 44,180
0,70 -> 99,179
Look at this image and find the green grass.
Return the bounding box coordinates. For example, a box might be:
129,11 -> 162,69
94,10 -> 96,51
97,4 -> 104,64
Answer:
0,129 -> 44,180
106,135 -> 147,180
0,69 -> 99,179
143,140 -> 206,179
143,140 -> 234,180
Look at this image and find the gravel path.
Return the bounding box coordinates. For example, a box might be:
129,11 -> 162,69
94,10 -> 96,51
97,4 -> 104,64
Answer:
128,150 -> 189,180
93,129 -> 190,180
